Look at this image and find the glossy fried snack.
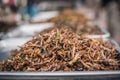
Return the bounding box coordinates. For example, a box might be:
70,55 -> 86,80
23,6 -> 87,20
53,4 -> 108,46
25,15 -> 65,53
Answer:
44,10 -> 103,35
0,28 -> 120,71
47,10 -> 90,24
41,21 -> 103,36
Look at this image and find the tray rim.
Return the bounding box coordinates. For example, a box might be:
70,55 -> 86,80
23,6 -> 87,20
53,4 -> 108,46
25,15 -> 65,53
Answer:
0,71 -> 120,76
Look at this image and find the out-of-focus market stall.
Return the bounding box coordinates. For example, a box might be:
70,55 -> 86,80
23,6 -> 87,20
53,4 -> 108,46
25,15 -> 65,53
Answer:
0,0 -> 120,80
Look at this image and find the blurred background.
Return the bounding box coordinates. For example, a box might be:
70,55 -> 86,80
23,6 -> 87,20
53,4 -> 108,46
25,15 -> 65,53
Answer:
0,0 -> 120,47
0,1 -> 120,79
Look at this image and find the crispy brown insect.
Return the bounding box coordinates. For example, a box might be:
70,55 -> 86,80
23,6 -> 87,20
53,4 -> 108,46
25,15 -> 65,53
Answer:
0,28 -> 120,72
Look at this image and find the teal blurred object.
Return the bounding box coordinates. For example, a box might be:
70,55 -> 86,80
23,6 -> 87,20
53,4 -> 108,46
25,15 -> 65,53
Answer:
30,5 -> 38,17
27,0 -> 38,17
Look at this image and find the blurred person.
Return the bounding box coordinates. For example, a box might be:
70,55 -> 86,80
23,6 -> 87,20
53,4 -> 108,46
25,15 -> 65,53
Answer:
0,0 -> 21,24
100,0 -> 120,44
0,5 -> 21,24
0,3 -> 21,35
2,0 -> 17,6
9,5 -> 21,24
89,0 -> 120,44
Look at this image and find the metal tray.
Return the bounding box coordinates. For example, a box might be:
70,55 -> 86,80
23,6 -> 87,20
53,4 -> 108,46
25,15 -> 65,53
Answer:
31,11 -> 59,23
0,33 -> 4,40
2,23 -> 54,39
86,21 -> 110,39
0,37 -> 32,61
0,39 -> 120,80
